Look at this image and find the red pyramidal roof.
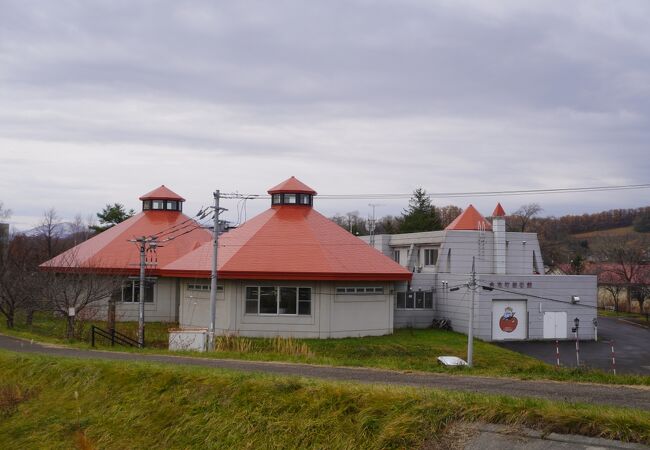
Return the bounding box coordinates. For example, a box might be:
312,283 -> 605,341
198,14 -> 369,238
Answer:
41,211 -> 210,274
445,204 -> 492,231
163,205 -> 411,281
139,185 -> 186,201
492,203 -> 506,217
268,176 -> 317,195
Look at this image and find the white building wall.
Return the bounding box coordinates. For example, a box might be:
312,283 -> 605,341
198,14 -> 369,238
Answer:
91,277 -> 179,323
178,279 -> 395,338
478,274 -> 597,341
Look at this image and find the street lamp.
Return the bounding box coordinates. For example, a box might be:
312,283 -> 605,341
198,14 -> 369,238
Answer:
572,317 -> 580,367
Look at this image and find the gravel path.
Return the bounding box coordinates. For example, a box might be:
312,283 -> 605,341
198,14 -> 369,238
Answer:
1,333 -> 648,411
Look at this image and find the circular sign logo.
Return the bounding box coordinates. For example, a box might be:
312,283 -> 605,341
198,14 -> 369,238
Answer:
499,306 -> 518,333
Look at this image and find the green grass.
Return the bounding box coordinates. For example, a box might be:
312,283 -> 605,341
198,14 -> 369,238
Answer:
599,309 -> 649,320
572,225 -> 638,239
0,351 -> 648,449
2,312 -> 649,386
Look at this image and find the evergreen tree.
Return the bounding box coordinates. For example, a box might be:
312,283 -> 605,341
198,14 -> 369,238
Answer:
399,188 -> 442,233
91,203 -> 135,233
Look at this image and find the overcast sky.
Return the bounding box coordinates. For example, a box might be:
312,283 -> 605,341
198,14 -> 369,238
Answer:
1,0 -> 649,230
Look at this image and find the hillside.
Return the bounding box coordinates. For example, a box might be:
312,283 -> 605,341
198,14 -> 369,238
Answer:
572,226 -> 640,239
1,351 -> 649,449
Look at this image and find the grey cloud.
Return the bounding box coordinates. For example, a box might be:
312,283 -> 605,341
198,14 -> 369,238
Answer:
1,0 -> 649,228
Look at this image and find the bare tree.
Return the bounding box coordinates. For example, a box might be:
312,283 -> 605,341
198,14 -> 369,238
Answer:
592,234 -> 650,311
0,234 -> 44,328
42,250 -> 122,339
601,284 -> 626,312
39,208 -> 62,258
439,205 -> 463,229
0,201 -> 11,220
510,203 -> 543,232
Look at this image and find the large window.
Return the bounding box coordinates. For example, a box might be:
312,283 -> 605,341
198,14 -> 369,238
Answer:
122,281 -> 154,303
396,291 -> 433,309
424,248 -> 438,266
245,286 -> 311,315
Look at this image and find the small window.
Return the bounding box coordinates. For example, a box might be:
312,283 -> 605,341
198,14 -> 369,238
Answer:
298,288 -> 311,315
166,200 -> 178,210
405,292 -> 415,309
393,250 -> 400,264
187,283 -> 223,292
260,287 -> 277,314
272,194 -> 282,205
396,292 -> 406,308
279,287 -> 297,314
299,194 -> 311,205
335,287 -> 384,295
122,281 -> 154,303
285,194 -> 297,204
152,200 -> 164,210
415,291 -> 425,308
424,292 -> 433,309
143,200 -> 152,210
245,287 -> 259,314
424,248 -> 438,266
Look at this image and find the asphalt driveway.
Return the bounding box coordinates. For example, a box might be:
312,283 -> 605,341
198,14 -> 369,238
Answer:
498,317 -> 650,375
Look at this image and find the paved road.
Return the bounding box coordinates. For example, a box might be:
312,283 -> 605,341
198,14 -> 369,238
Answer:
1,333 -> 648,411
499,317 -> 650,375
465,424 -> 649,450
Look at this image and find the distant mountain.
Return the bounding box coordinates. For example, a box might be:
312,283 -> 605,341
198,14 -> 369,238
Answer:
21,222 -> 90,238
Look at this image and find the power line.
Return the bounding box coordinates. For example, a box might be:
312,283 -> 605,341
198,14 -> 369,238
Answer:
478,285 -> 598,310
209,182 -> 650,201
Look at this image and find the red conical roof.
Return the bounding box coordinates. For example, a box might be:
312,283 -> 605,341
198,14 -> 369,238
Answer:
492,203 -> 506,217
268,176 -> 317,195
445,204 -> 492,231
40,211 -> 210,273
139,185 -> 186,201
163,206 -> 411,281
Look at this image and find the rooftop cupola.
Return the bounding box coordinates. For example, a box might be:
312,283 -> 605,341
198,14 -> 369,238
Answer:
139,185 -> 185,212
268,176 -> 316,207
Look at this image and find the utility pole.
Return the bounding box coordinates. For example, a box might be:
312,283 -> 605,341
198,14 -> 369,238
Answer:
368,203 -> 381,247
467,256 -> 476,367
129,235 -> 157,348
208,190 -> 226,351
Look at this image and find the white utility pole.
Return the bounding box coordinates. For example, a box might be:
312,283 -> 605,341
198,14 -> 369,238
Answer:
368,203 -> 383,248
208,190 -> 225,351
467,256 -> 476,367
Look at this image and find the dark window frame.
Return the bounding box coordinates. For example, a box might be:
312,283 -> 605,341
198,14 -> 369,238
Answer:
245,286 -> 312,316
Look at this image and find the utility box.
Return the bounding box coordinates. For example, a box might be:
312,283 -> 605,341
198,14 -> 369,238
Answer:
168,329 -> 208,352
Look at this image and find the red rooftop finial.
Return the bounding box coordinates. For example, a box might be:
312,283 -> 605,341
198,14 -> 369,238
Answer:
139,185 -> 186,202
492,202 -> 506,217
267,176 -> 317,195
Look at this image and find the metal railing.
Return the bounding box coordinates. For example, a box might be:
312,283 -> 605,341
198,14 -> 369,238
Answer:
91,325 -> 142,348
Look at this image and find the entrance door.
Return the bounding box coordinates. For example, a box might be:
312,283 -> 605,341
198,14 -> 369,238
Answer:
543,312 -> 567,339
492,300 -> 527,340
